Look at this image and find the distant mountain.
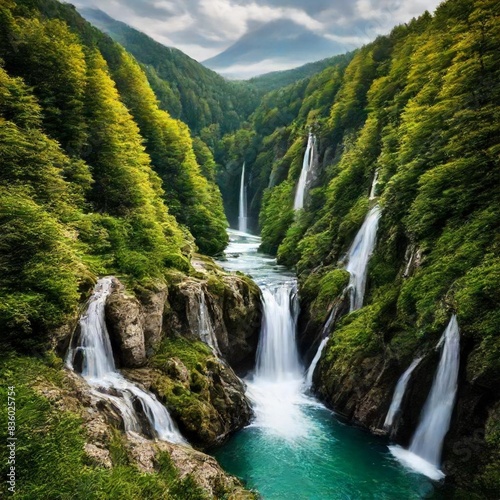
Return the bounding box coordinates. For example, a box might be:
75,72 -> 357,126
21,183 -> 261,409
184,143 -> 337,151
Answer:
79,8 -> 260,135
203,19 -> 345,79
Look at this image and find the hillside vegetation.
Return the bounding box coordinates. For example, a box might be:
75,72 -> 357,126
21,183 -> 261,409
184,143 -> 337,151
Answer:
0,0 -> 228,352
80,7 -> 261,137
217,0 -> 500,494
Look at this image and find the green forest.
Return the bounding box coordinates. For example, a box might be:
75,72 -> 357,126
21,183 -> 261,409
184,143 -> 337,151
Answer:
0,0 -> 499,498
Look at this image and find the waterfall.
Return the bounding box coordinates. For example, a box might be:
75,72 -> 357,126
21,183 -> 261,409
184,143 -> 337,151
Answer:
247,280 -> 310,438
293,134 -> 315,210
384,357 -> 422,429
369,170 -> 379,200
409,316 -> 460,463
305,337 -> 329,389
238,162 -> 248,233
67,278 -> 186,444
390,315 -> 460,480
346,205 -> 381,311
197,292 -> 220,355
255,282 -> 302,381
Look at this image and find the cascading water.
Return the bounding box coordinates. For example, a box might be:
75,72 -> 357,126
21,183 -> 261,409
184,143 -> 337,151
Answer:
255,283 -> 301,381
305,336 -> 329,389
67,277 -> 186,444
214,230 -> 436,498
248,280 -> 311,438
293,133 -> 315,210
384,357 -> 422,429
238,162 -> 248,233
346,205 -> 382,311
197,292 -> 220,355
369,169 -> 380,200
390,315 -> 460,480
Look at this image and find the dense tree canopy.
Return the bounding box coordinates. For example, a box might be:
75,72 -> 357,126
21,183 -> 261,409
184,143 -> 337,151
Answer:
0,0 -> 229,350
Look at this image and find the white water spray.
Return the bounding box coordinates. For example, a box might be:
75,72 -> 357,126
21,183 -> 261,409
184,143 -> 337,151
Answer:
384,357 -> 422,429
346,205 -> 382,311
239,162 -> 248,233
294,134 -> 315,210
390,316 -> 460,480
246,279 -> 316,438
67,278 -> 186,444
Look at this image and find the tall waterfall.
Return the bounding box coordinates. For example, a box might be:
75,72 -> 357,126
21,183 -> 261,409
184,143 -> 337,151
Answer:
238,162 -> 248,233
409,316 -> 460,463
294,134 -> 315,210
390,316 -> 460,480
384,357 -> 422,429
255,282 -> 301,381
346,205 -> 381,311
67,278 -> 186,444
197,292 -> 220,355
247,280 -> 310,438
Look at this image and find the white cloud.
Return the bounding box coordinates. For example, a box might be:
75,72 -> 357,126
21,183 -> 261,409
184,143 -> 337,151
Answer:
197,0 -> 324,40
213,58 -> 309,79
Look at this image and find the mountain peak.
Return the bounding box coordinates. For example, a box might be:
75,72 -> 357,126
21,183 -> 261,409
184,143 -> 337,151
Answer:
203,19 -> 344,79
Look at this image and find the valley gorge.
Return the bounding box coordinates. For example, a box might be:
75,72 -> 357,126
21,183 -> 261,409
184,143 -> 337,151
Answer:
0,0 -> 499,498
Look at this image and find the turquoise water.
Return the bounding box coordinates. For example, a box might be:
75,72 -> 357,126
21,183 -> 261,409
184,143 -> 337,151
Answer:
214,404 -> 439,499
215,230 -> 441,499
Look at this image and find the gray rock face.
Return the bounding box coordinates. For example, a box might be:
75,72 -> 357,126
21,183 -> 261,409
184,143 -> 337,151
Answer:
105,280 -> 147,368
167,274 -> 262,376
104,280 -> 169,368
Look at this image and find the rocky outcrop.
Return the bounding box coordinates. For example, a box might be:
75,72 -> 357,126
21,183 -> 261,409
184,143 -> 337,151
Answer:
166,263 -> 262,375
104,279 -> 169,368
105,280 -> 147,368
34,368 -> 253,498
124,356 -> 253,449
125,433 -> 255,499
56,257 -> 262,495
219,274 -> 262,373
96,264 -> 260,448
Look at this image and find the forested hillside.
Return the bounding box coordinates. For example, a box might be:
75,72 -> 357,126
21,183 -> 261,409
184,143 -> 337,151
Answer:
247,52 -> 354,93
80,7 -> 260,137
0,0 -> 230,350
218,0 -> 500,494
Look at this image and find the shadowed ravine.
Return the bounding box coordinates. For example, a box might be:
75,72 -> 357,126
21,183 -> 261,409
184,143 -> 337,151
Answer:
213,230 -> 440,499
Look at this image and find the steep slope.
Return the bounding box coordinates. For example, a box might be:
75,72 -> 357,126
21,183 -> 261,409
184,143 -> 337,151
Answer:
203,19 -> 345,78
3,0 -> 229,256
217,0 -> 500,495
80,7 -> 260,136
0,1 -> 261,497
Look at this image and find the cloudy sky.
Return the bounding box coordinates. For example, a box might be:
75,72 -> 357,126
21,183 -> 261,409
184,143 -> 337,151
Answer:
75,0 -> 443,72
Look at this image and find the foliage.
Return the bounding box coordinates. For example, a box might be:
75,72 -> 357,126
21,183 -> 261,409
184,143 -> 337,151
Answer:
0,0 -> 230,352
80,7 -> 260,136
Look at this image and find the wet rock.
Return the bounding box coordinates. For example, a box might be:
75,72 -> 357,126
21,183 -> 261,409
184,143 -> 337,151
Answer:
126,361 -> 253,450
125,432 -> 254,499
166,273 -> 262,376
105,280 -> 146,368
137,284 -> 168,355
